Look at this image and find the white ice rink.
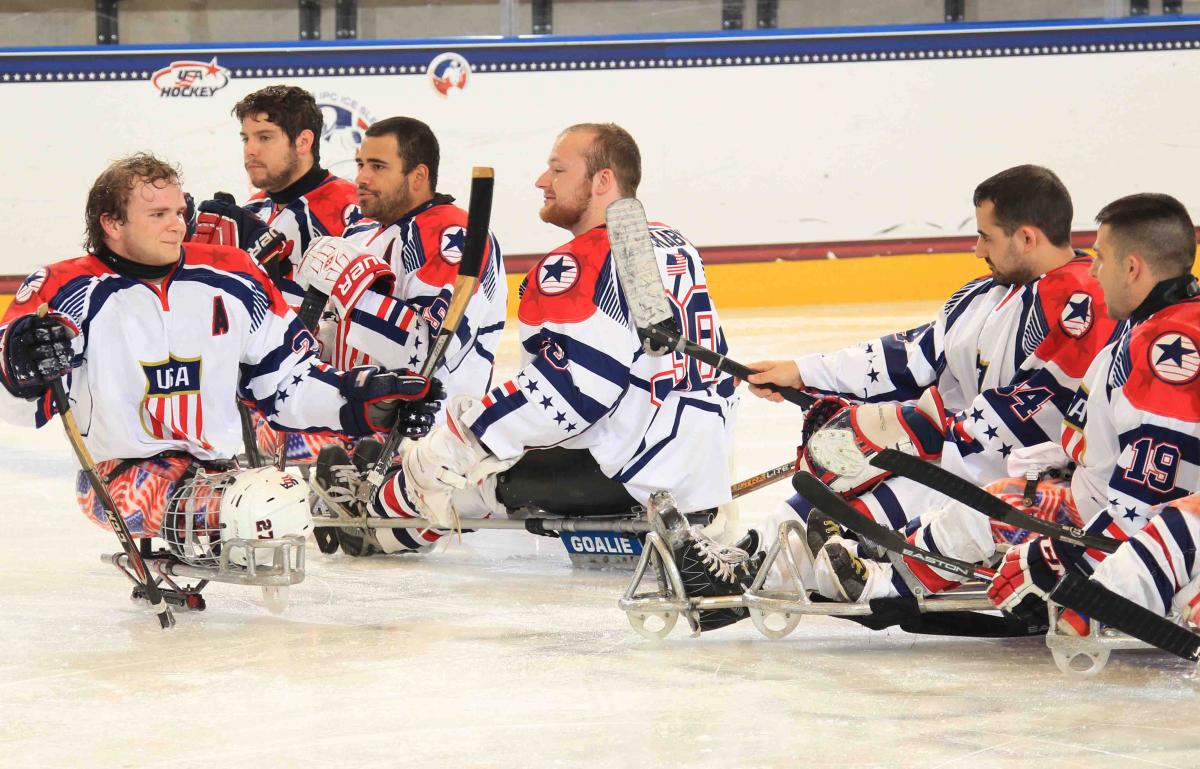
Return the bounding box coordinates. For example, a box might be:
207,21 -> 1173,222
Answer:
2,301 -> 1198,769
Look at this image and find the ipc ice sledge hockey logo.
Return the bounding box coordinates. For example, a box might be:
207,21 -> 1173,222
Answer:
439,225 -> 467,265
151,57 -> 230,98
536,253 -> 579,295
316,92 -> 376,177
1058,292 -> 1094,338
427,52 -> 470,97
1149,332 -> 1200,384
14,268 -> 47,304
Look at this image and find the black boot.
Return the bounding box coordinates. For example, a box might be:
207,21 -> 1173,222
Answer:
315,443 -> 381,557
821,541 -> 870,602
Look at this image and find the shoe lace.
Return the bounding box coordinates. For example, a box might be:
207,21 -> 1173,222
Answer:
691,527 -> 750,583
322,464 -> 364,506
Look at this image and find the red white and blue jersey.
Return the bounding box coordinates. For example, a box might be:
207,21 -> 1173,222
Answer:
334,196 -> 507,412
1066,296 -> 1200,548
797,254 -> 1121,489
1090,495 -> 1200,619
0,244 -> 356,463
466,223 -> 738,512
244,170 -> 363,306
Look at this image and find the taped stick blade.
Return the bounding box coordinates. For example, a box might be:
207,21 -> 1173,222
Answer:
606,197 -> 674,330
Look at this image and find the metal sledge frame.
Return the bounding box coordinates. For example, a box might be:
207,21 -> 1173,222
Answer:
1042,600 -> 1192,678
102,534 -> 307,615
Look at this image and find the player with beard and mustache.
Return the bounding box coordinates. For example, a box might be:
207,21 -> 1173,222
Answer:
306,123 -> 748,610
290,116 -> 507,556
722,165 -> 1125,618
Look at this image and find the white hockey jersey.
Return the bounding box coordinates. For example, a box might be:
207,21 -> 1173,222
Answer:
466,223 -> 738,512
0,243 -> 360,463
332,195 -> 507,409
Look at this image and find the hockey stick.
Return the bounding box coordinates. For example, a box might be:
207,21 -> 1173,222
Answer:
38,306 -> 175,629
274,284 -> 331,469
605,198 -> 815,409
1049,572 -> 1200,661
359,167 -> 494,502
730,460 -> 796,499
791,471 -> 995,583
869,449 -> 1118,554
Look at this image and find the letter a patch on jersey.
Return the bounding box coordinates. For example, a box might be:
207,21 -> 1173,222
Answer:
212,296 -> 230,336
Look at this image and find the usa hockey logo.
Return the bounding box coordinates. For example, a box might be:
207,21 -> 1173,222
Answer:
139,355 -> 211,448
14,268 -> 47,304
1058,292 -> 1094,338
151,57 -> 230,98
536,253 -> 579,295
427,52 -> 470,97
316,92 -> 375,177
439,225 -> 467,265
1149,332 -> 1199,384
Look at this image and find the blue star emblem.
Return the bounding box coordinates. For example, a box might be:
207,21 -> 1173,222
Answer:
409,356 -> 419,366
867,369 -> 880,383
292,375 -> 303,386
864,344 -> 874,354
526,380 -> 539,393
1156,336 -> 1192,367
1124,506 -> 1140,521
540,396 -> 553,409
1064,296 -> 1091,322
442,227 -> 466,254
553,411 -> 566,425
278,390 -> 289,403
542,257 -> 571,282
970,408 -> 984,423
566,423 -> 577,432
999,443 -> 1012,457
984,424 -> 999,440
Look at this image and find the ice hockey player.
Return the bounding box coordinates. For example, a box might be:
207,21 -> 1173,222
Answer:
293,116 -> 507,415
985,193 -> 1200,628
288,116 -> 507,556
0,153 -> 441,568
189,85 -> 368,466
745,165 -> 1122,608
314,123 -> 757,629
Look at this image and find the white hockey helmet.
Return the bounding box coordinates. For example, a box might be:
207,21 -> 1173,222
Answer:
218,467 -> 313,566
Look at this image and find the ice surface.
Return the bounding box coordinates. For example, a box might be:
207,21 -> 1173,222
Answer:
2,302 -> 1198,769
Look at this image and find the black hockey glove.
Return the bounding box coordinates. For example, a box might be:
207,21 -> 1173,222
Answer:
338,365 -> 446,436
0,311 -> 79,399
192,193 -> 287,265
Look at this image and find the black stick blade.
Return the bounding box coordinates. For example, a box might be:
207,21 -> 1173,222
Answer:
459,167 -> 494,281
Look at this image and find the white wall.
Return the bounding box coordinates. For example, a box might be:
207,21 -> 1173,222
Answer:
1,21 -> 1199,274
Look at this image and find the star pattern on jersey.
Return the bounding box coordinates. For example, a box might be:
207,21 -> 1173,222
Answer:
1124,506 -> 1140,521
553,412 -> 566,424
526,380 -> 539,393
566,422 -> 577,432
1064,296 -> 1091,322
984,424 -> 999,440
542,257 -> 571,282
539,396 -> 553,409
292,375 -> 303,386
867,369 -> 880,382
443,228 -> 466,253
1156,336 -> 1191,367
408,355 -> 419,366
999,443 -> 1012,457
970,408 -> 984,423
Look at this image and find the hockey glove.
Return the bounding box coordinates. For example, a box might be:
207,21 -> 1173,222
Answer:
192,194 -> 287,265
0,311 -> 79,399
297,236 -> 396,319
401,395 -> 518,530
987,537 -> 1088,624
338,365 -> 444,436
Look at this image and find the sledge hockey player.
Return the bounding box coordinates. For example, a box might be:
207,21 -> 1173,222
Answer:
745,165 -> 1122,609
293,116 -> 506,414
313,123 -> 757,629
0,154 -> 441,585
288,116 -> 507,555
189,85 -> 367,466
984,193 -> 1200,628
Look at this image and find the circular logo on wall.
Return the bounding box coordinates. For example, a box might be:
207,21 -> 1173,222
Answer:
315,92 -> 376,178
427,52 -> 470,97
1148,332 -> 1199,384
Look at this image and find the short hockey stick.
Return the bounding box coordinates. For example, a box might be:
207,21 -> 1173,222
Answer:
791,471 -> 995,583
1050,572 -> 1200,661
605,198 -> 815,409
869,449 -> 1118,554
359,167 -> 494,502
39,307 -> 174,628
274,284 -> 331,470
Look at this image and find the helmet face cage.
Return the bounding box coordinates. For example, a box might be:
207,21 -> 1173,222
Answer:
161,470 -> 237,567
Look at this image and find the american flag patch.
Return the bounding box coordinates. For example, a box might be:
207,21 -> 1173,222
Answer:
666,250 -> 688,276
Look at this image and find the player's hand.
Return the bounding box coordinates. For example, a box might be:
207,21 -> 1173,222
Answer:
338,365 -> 444,435
0,311 -> 79,399
745,360 -> 803,402
298,236 -> 395,318
986,537 -> 1068,623
192,194 -> 287,264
